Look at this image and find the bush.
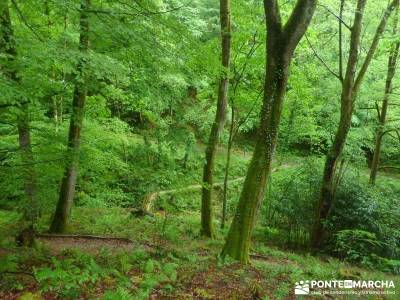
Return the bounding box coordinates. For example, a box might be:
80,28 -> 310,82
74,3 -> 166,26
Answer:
323,172 -> 400,273
262,158 -> 322,247
334,229 -> 385,267
34,252 -> 106,299
326,172 -> 400,263
261,160 -> 400,274
334,229 -> 400,274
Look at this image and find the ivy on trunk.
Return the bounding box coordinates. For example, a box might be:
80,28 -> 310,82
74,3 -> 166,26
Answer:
221,0 -> 317,264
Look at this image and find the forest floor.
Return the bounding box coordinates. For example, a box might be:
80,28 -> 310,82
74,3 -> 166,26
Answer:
1,207 -> 399,299
1,135 -> 398,299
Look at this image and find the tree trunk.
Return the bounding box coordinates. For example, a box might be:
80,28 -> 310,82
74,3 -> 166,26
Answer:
200,0 -> 231,237
221,107 -> 235,229
220,54 -> 262,229
17,114 -> 38,226
221,0 -> 317,263
50,0 -> 90,233
370,9 -> 399,184
1,1 -> 38,239
45,5 -> 60,132
312,0 -> 399,248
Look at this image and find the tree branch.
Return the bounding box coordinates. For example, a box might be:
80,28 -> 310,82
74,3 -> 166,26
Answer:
354,0 -> 400,93
0,158 -> 64,168
338,0 -> 345,81
10,0 -> 43,42
264,0 -> 283,33
129,0 -> 188,15
375,101 -> 381,119
234,88 -> 264,138
305,33 -> 341,80
282,0 -> 317,52
318,3 -> 351,31
382,128 -> 399,135
0,100 -> 29,109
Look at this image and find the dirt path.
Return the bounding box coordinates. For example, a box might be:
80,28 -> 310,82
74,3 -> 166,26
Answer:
36,234 -> 137,255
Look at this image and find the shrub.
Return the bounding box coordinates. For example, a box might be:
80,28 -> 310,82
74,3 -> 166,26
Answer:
262,159 -> 322,247
327,172 -> 400,264
334,229 -> 385,267
34,252 -> 106,299
261,160 -> 400,274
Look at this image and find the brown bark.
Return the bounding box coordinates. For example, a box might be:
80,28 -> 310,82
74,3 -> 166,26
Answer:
50,0 -> 90,233
312,0 -> 399,248
201,0 -> 231,237
370,8 -> 399,184
1,1 -> 38,235
221,0 -> 316,263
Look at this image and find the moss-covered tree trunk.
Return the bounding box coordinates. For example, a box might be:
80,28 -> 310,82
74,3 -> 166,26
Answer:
1,1 -> 38,240
312,0 -> 399,248
50,0 -> 90,233
221,0 -> 317,263
370,9 -> 399,184
201,0 -> 231,237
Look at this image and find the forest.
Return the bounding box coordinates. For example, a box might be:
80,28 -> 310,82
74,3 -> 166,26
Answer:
0,0 -> 400,299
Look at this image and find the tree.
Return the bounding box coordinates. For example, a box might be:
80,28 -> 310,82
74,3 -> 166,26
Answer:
312,0 -> 399,248
0,0 -> 38,243
49,0 -> 90,233
201,0 -> 231,237
370,7 -> 400,184
221,0 -> 317,263
221,33 -> 262,229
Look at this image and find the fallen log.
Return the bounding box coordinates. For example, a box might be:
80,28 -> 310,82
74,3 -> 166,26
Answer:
0,270 -> 34,277
135,166 -> 286,215
379,165 -> 400,170
137,176 -> 246,215
36,233 -> 133,243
